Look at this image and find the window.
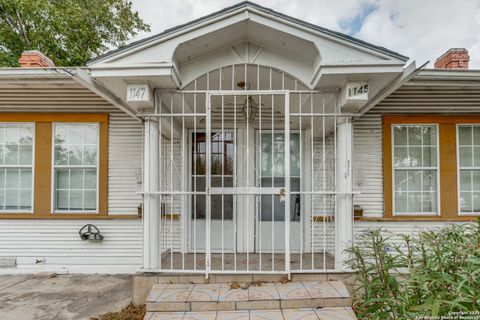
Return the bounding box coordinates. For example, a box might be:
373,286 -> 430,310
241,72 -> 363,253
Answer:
0,123 -> 34,212
53,123 -> 99,213
457,125 -> 480,214
259,132 -> 301,221
392,125 -> 438,215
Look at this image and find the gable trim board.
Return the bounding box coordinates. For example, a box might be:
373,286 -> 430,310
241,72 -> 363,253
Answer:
88,1 -> 408,66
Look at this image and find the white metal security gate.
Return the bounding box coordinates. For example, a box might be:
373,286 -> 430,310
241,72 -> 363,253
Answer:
149,64 -> 347,276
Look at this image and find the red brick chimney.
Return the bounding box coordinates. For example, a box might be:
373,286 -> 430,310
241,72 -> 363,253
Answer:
18,50 -> 55,68
434,48 -> 469,69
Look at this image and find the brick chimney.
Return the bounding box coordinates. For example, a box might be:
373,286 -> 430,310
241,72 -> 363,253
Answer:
434,48 -> 469,69
18,50 -> 55,68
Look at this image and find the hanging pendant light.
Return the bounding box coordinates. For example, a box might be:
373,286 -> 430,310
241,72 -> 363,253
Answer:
237,81 -> 258,122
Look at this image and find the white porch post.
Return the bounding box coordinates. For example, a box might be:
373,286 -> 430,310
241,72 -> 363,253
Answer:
143,118 -> 160,270
335,118 -> 353,270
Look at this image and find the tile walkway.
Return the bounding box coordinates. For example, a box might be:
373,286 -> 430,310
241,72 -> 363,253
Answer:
145,307 -> 357,320
146,281 -> 352,312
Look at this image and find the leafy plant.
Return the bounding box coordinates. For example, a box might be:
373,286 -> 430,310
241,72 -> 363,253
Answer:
346,220 -> 480,319
0,0 -> 150,66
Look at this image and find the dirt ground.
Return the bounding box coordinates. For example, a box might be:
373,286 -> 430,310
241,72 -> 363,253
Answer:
0,274 -> 132,320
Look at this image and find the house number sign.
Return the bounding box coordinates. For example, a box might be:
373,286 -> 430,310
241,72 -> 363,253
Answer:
346,82 -> 369,100
126,84 -> 151,103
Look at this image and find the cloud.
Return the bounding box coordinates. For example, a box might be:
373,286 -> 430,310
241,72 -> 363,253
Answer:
130,0 -> 480,68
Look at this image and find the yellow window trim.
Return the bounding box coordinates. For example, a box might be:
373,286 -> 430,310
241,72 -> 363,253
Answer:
383,115 -> 480,221
0,113 -> 110,219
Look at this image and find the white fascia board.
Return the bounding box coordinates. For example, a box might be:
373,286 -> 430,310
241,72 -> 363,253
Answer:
0,68 -> 72,78
247,9 -> 406,63
89,8 -> 248,66
413,69 -> 480,81
311,64 -> 405,87
90,64 -> 174,77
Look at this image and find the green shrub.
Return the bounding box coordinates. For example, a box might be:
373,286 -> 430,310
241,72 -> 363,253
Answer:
346,220 -> 480,319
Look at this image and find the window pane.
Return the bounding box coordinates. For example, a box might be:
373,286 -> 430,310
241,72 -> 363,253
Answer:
55,145 -> 68,165
459,147 -> 473,167
408,126 -> 422,145
408,192 -> 422,212
68,145 -> 82,165
473,192 -> 480,212
5,189 -> 18,210
474,147 -> 480,167
394,146 -> 408,167
393,126 -> 407,145
460,192 -> 472,212
69,190 -> 83,210
408,171 -> 422,191
19,169 -> 31,189
56,169 -> 69,190
290,134 -> 300,177
84,145 -> 97,165
422,192 -> 436,212
474,127 -> 480,145
423,170 -> 436,191
69,169 -> 83,189
83,125 -> 97,145
394,192 -> 407,213
423,126 -> 436,145
459,126 -> 472,145
423,146 -> 436,167
19,145 -> 32,165
5,145 -> 18,165
5,124 -> 19,144
473,171 -> 480,191
69,125 -> 83,144
394,171 -> 407,192
84,190 -> 96,210
19,124 -> 33,144
6,169 -> 19,188
56,190 -> 69,210
84,169 -> 96,189
410,147 -> 423,167
19,190 -> 31,209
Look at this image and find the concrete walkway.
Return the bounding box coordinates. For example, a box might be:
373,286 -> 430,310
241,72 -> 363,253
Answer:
0,274 -> 132,320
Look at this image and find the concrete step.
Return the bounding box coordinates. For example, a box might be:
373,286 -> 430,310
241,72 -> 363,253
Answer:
145,281 -> 352,313
145,307 -> 357,319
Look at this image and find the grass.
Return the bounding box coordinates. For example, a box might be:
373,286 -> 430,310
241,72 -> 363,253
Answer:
90,303 -> 146,320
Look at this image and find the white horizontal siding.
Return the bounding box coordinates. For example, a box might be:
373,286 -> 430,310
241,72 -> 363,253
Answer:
108,114 -> 143,215
0,219 -> 142,274
353,114 -> 384,217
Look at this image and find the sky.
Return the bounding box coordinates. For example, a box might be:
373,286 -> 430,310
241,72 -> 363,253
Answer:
130,0 -> 480,68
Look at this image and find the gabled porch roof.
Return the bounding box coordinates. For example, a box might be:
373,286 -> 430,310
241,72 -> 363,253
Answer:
87,1 -> 409,110
88,1 -> 408,66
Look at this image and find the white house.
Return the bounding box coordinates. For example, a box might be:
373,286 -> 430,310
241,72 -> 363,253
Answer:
0,2 -> 477,278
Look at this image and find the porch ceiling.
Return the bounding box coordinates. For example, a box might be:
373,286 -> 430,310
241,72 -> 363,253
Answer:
0,70 -> 115,112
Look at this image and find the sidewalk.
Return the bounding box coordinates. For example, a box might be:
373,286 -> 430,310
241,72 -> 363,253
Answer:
0,274 -> 132,320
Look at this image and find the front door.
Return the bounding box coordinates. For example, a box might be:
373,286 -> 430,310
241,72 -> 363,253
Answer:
188,92 -> 301,254
257,132 -> 302,252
